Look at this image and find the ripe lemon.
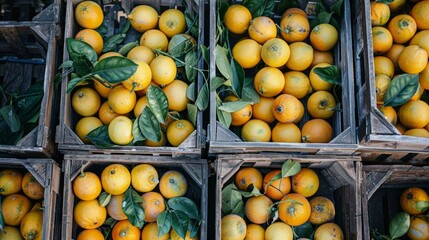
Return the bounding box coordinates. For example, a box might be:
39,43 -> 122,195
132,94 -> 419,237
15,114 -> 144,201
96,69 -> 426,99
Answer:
140,29 -> 169,52
108,86 -> 136,114
0,169 -> 22,196
280,13 -> 310,43
144,131 -> 167,147
127,46 -> 155,64
411,0 -> 429,30
419,63 -> 429,90
241,119 -> 272,142
159,9 -> 186,38
166,119 -> 195,147
399,100 -> 429,129
310,23 -> 338,51
74,199 -> 106,230
0,226 -> 24,240
282,71 -> 311,99
232,39 -> 262,69
93,80 -> 117,99
223,5 -> 252,34
370,2 -> 390,26
314,223 -> 344,240
271,123 -> 301,143
307,90 -> 337,119
286,42 -> 313,71
374,56 -> 395,78
252,97 -> 276,124
20,209 -> 43,240
248,16 -> 277,44
72,87 -> 101,117
108,116 -> 134,145
375,74 -> 391,104
398,45 -> 428,74
159,170 -> 187,199
75,117 -> 103,144
77,229 -> 104,240
131,164 -> 159,192
311,50 -> 334,68
221,214 -> 247,240
261,38 -> 290,68
385,44 -> 404,71
254,67 -> 285,97
101,164 -> 131,195
372,26 -> 393,55
73,171 -> 102,201
2,194 -> 31,226
404,128 -> 429,138
134,96 -> 148,117
98,101 -> 123,125
410,30 -> 429,56
272,94 -> 304,123
141,223 -> 169,240
75,1 -> 104,29
75,29 -> 104,55
309,63 -> 334,91
162,80 -> 189,112
107,194 -> 128,221
122,61 -> 152,91
301,119 -> 333,143
379,105 -> 397,125
150,55 -> 177,86
388,14 -> 417,44
224,95 -> 252,127
265,222 -> 293,240
128,5 -> 158,32
141,192 -> 166,222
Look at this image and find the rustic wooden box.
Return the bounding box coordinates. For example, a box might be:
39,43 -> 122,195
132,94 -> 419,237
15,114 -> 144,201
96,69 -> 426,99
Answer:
56,0 -> 205,158
0,0 -> 61,24
0,158 -> 61,240
0,23 -> 60,158
214,154 -> 362,240
208,0 -> 357,155
361,164 -> 429,240
61,154 -> 208,240
352,0 -> 429,161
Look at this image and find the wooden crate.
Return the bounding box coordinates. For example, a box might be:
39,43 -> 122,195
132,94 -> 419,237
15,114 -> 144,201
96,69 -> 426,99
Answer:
56,0 -> 205,158
0,23 -> 60,158
0,0 -> 61,23
208,0 -> 357,155
352,0 -> 429,160
0,158 -> 61,240
215,154 -> 362,240
361,164 -> 429,240
62,154 -> 208,240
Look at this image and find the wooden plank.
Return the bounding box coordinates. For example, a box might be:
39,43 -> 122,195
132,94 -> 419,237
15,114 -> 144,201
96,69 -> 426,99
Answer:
0,27 -> 29,57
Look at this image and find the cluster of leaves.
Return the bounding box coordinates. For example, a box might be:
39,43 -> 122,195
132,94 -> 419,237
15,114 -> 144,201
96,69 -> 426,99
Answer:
213,0 -> 344,129
222,160 -> 315,238
61,2 -> 210,148
0,68 -> 61,145
97,188 -> 201,239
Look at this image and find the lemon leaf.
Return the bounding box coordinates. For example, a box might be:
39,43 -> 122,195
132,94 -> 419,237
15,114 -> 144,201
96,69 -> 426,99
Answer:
91,56 -> 138,84
196,82 -> 209,111
187,82 -> 196,102
200,45 -> 210,65
293,221 -> 313,238
282,159 -> 301,177
98,192 -> 111,207
73,57 -> 93,77
384,74 -> 419,106
222,183 -> 243,216
233,184 -> 262,198
58,60 -> 74,69
416,200 -> 429,212
139,107 -> 162,142
146,85 -> 168,124
331,0 -> 344,18
231,58 -> 244,96
389,212 -> 410,239
375,0 -> 394,3
217,95 -> 232,128
188,219 -> 200,238
169,34 -> 196,59
313,65 -> 341,85
132,116 -> 145,144
185,51 -> 198,82
123,188 -> 145,229
187,104 -> 198,127
242,77 -> 260,103
277,0 -> 300,15
118,41 -> 139,56
215,45 -> 232,81
219,101 -> 252,113
66,38 -> 97,63
86,125 -> 115,148
102,33 -> 126,53
211,77 -> 226,92
0,105 -> 21,133
171,210 -> 190,239
157,211 -> 171,237
243,0 -> 273,18
168,197 -> 200,220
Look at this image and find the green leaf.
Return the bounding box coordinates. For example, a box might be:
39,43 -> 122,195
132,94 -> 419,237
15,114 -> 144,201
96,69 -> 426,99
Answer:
187,104 -> 198,127
315,0 -> 329,14
66,38 -> 97,63
0,105 -> 21,133
139,107 -> 162,142
316,12 -> 333,25
102,34 -> 126,53
262,0 -> 275,16
73,57 -> 93,77
241,77 -> 260,103
293,221 -> 313,238
121,19 -> 131,34
219,101 -> 252,113
187,82 -> 196,102
276,0 -> 300,15
157,211 -> 172,237
98,192 -> 111,207
211,77 -> 226,92
384,74 -> 419,107
188,219 -> 200,238
170,210 -> 190,239
282,160 -> 301,177
218,1 -> 229,24
123,188 -> 145,229
230,58 -> 244,96
168,197 -> 200,220
185,51 -> 198,82
146,85 -> 168,124
185,10 -> 199,38
118,41 -> 139,56
92,56 -> 138,84
200,45 -> 210,65
196,82 -> 209,111
389,212 -> 410,239
332,0 -> 344,18
26,112 -> 40,124
222,184 -> 243,215
215,45 -> 232,80
66,77 -> 87,93
313,65 -> 342,85
103,217 -> 116,227
375,0 -> 394,3
169,34 -> 196,59
58,60 -> 74,69
96,23 -> 108,36
416,201 -> 429,212
132,116 -> 145,144
243,0 -> 273,18
233,184 -> 262,198
216,96 -> 232,128
86,126 -> 115,148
